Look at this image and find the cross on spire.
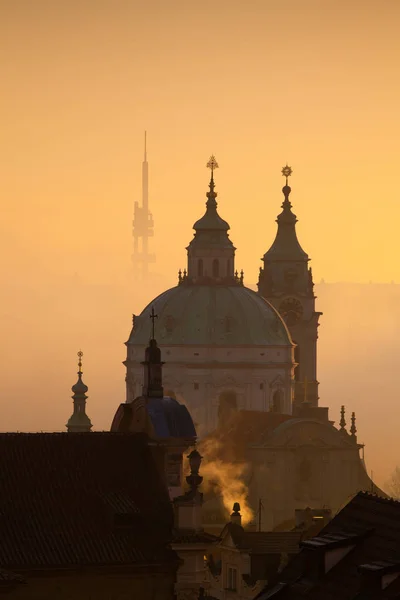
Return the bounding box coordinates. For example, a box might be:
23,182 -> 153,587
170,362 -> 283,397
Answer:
150,306 -> 158,339
77,350 -> 83,375
207,155 -> 219,182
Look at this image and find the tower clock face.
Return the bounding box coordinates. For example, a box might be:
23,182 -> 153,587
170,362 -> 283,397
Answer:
279,297 -> 303,326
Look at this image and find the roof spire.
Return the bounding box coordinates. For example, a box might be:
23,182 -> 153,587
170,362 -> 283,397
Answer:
66,351 -> 92,433
206,155 -> 219,206
282,164 -> 293,186
339,405 -> 347,431
149,306 -> 158,340
350,411 -> 357,439
142,309 -> 164,398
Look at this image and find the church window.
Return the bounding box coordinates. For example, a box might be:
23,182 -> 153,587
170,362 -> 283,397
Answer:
198,259 -> 204,276
227,566 -> 238,591
212,259 -> 220,277
260,383 -> 264,390
194,382 -> 199,390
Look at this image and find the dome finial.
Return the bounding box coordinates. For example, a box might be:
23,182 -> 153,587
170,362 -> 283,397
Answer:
77,350 -> 83,376
281,164 -> 293,204
281,164 -> 293,186
207,154 -> 219,190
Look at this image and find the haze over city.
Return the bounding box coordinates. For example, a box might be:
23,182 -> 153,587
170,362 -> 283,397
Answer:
2,0 -> 400,491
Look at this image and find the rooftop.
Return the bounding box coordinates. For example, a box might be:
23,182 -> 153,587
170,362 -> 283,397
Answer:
256,492 -> 400,600
0,432 -> 177,570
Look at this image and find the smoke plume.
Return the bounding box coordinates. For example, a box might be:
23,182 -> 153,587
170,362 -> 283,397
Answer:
191,436 -> 254,526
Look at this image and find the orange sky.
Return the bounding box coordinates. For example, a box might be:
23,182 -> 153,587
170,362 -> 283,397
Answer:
2,0 -> 400,286
1,0 -> 400,486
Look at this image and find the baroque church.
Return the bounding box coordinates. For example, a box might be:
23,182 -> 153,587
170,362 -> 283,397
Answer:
120,156 -> 381,531
65,155 -> 381,534
126,157 -> 295,434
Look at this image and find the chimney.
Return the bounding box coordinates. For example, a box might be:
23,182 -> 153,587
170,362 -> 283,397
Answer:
230,502 -> 242,526
173,449 -> 203,532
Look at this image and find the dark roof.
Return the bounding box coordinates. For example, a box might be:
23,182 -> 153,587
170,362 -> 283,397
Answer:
238,532 -> 302,555
255,492 -> 400,600
0,432 -> 177,571
172,530 -> 220,545
0,569 -> 25,585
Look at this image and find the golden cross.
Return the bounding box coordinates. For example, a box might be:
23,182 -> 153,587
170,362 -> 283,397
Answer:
206,155 -> 219,176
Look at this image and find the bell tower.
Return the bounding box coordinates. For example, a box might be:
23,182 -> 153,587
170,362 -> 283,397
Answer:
258,166 -> 322,409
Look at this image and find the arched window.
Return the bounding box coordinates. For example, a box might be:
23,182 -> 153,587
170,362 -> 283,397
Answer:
227,258 -> 231,276
198,259 -> 204,276
293,341 -> 300,381
212,259 -> 220,278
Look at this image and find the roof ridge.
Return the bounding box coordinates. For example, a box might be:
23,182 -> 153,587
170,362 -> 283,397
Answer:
357,490 -> 400,505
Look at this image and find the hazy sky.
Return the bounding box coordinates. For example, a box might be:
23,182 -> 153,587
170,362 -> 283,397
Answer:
2,0 -> 400,285
1,1 -> 400,487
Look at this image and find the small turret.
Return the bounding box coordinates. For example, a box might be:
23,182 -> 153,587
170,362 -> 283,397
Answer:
66,351 -> 92,433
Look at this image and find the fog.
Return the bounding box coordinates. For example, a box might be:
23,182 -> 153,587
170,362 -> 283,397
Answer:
0,274 -> 398,488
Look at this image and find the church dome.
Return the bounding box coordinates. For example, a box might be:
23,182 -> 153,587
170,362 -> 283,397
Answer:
128,285 -> 291,346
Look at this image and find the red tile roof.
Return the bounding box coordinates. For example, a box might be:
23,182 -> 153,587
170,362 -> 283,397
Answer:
0,432 -> 177,570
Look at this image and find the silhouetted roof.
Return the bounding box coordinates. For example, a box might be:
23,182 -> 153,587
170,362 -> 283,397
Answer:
172,530 -> 220,545
255,492 -> 400,600
223,522 -> 301,555
0,432 -> 177,571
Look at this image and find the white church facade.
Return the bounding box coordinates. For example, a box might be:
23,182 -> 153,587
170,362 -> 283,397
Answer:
124,157 -> 295,434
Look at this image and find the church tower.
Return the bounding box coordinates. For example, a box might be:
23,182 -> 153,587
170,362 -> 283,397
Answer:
258,166 -> 322,409
66,351 -> 93,432
183,155 -> 240,285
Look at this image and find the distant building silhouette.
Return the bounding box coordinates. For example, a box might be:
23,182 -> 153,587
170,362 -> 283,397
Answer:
66,350 -> 92,433
132,131 -> 155,280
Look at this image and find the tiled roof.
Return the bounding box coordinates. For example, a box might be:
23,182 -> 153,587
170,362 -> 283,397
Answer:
224,523 -> 301,555
239,532 -> 302,555
0,432 -> 177,570
172,530 -> 220,545
255,492 -> 400,599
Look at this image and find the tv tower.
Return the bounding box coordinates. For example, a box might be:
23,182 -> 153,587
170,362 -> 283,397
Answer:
132,132 -> 155,279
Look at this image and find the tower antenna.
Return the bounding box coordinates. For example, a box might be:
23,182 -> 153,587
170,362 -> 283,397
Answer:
132,132 -> 155,279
